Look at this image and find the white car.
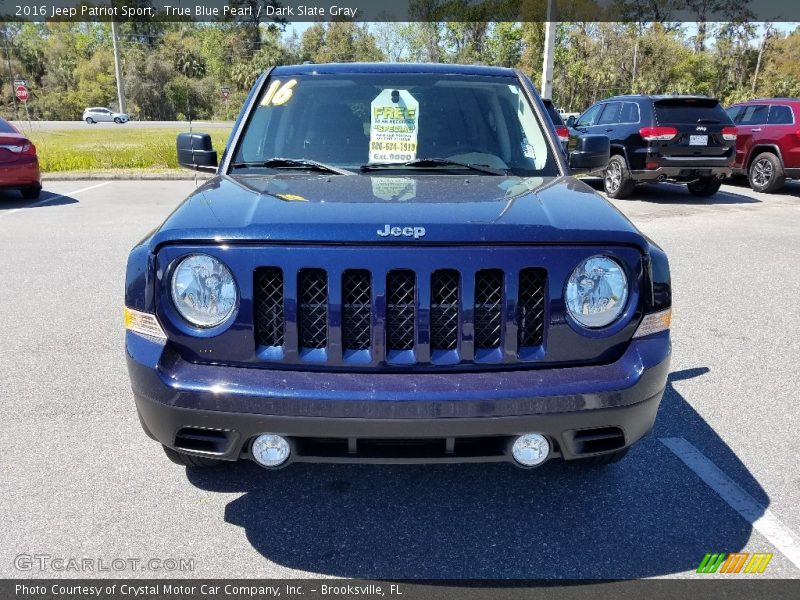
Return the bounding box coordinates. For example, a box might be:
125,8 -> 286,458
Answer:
83,107 -> 129,124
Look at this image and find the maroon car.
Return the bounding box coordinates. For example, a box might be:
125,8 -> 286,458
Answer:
0,117 -> 41,199
726,99 -> 800,193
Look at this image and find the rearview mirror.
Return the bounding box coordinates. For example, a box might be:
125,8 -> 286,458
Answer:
177,132 -> 218,172
568,134 -> 610,174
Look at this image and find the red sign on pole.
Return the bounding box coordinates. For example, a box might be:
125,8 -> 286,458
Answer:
15,84 -> 29,103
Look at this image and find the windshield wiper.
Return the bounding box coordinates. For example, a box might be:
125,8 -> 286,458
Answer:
696,118 -> 721,124
230,158 -> 352,175
361,158 -> 506,176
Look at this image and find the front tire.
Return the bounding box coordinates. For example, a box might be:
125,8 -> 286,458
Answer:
603,155 -> 635,199
162,445 -> 224,467
687,177 -> 722,197
748,152 -> 785,193
85,117 -> 94,124
114,117 -> 121,124
21,186 -> 41,200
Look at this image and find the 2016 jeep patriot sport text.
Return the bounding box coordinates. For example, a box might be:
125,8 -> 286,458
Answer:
125,63 -> 672,469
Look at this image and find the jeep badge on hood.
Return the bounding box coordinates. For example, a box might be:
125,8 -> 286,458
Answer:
377,224 -> 427,239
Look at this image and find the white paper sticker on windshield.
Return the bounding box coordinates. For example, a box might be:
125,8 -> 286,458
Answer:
369,89 -> 419,163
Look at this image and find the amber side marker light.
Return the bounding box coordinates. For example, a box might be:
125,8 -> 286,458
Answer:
124,307 -> 167,344
633,308 -> 672,338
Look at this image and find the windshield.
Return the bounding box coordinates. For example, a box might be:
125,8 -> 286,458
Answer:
654,98 -> 730,124
231,72 -> 559,176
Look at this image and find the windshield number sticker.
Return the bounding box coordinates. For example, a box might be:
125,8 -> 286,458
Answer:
369,89 -> 419,163
260,79 -> 297,107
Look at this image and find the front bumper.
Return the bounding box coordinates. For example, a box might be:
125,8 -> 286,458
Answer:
128,332 -> 671,466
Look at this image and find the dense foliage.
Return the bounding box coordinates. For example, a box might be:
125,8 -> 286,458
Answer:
1,18 -> 798,121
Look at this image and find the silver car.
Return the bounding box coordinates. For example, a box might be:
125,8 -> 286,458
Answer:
83,107 -> 129,124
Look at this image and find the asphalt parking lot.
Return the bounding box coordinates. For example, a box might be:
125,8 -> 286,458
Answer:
1,178 -> 799,579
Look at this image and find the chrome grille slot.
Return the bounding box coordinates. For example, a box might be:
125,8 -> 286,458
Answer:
386,270 -> 416,351
254,268 -> 284,347
342,270 -> 371,351
474,269 -> 503,349
251,255 -> 556,368
430,270 -> 459,350
298,269 -> 328,349
517,268 -> 546,348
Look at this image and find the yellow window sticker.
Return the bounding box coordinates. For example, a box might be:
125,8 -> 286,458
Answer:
369,89 -> 419,163
260,79 -> 297,107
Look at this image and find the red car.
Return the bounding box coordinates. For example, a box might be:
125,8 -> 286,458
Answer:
726,99 -> 800,193
0,117 -> 41,199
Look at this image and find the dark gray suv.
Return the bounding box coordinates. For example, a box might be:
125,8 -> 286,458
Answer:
569,95 -> 738,198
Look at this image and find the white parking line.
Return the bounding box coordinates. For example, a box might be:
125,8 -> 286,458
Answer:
1,181 -> 112,217
661,437 -> 800,570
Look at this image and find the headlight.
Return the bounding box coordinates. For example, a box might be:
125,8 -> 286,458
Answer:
565,256 -> 628,328
170,254 -> 237,328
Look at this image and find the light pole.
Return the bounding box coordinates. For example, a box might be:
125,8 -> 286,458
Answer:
2,27 -> 18,120
111,17 -> 126,113
541,0 -> 556,99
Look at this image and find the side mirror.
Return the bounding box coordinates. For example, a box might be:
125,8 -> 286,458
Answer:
177,132 -> 218,172
565,115 -> 577,128
568,134 -> 610,173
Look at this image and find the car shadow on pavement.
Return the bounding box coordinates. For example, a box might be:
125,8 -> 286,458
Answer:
186,367 -> 768,579
725,177 -> 800,199
0,189 -> 77,211
583,178 -> 760,205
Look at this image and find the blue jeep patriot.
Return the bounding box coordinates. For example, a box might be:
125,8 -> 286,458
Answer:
125,63 -> 671,469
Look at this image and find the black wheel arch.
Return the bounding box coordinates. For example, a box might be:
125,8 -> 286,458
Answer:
609,144 -> 629,162
747,144 -> 784,170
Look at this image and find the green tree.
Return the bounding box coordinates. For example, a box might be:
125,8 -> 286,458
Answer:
300,21 -> 383,64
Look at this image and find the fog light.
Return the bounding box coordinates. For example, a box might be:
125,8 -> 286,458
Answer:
511,433 -> 550,467
251,434 -> 290,468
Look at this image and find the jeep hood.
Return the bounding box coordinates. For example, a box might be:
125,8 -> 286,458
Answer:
149,174 -> 647,248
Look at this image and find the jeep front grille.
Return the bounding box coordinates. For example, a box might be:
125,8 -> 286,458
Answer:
518,268 -> 547,348
386,270 -> 416,351
430,270 -> 459,351
253,265 -> 547,368
474,269 -> 504,350
298,269 -> 328,349
342,269 -> 371,351
254,268 -> 284,347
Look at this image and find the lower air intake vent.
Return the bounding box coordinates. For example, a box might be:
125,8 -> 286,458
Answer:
298,269 -> 328,349
386,270 -> 415,350
174,427 -> 230,454
571,427 -> 625,455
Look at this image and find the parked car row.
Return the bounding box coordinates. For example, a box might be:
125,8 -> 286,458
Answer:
551,95 -> 799,197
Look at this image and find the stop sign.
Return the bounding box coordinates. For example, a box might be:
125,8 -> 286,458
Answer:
15,84 -> 28,103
